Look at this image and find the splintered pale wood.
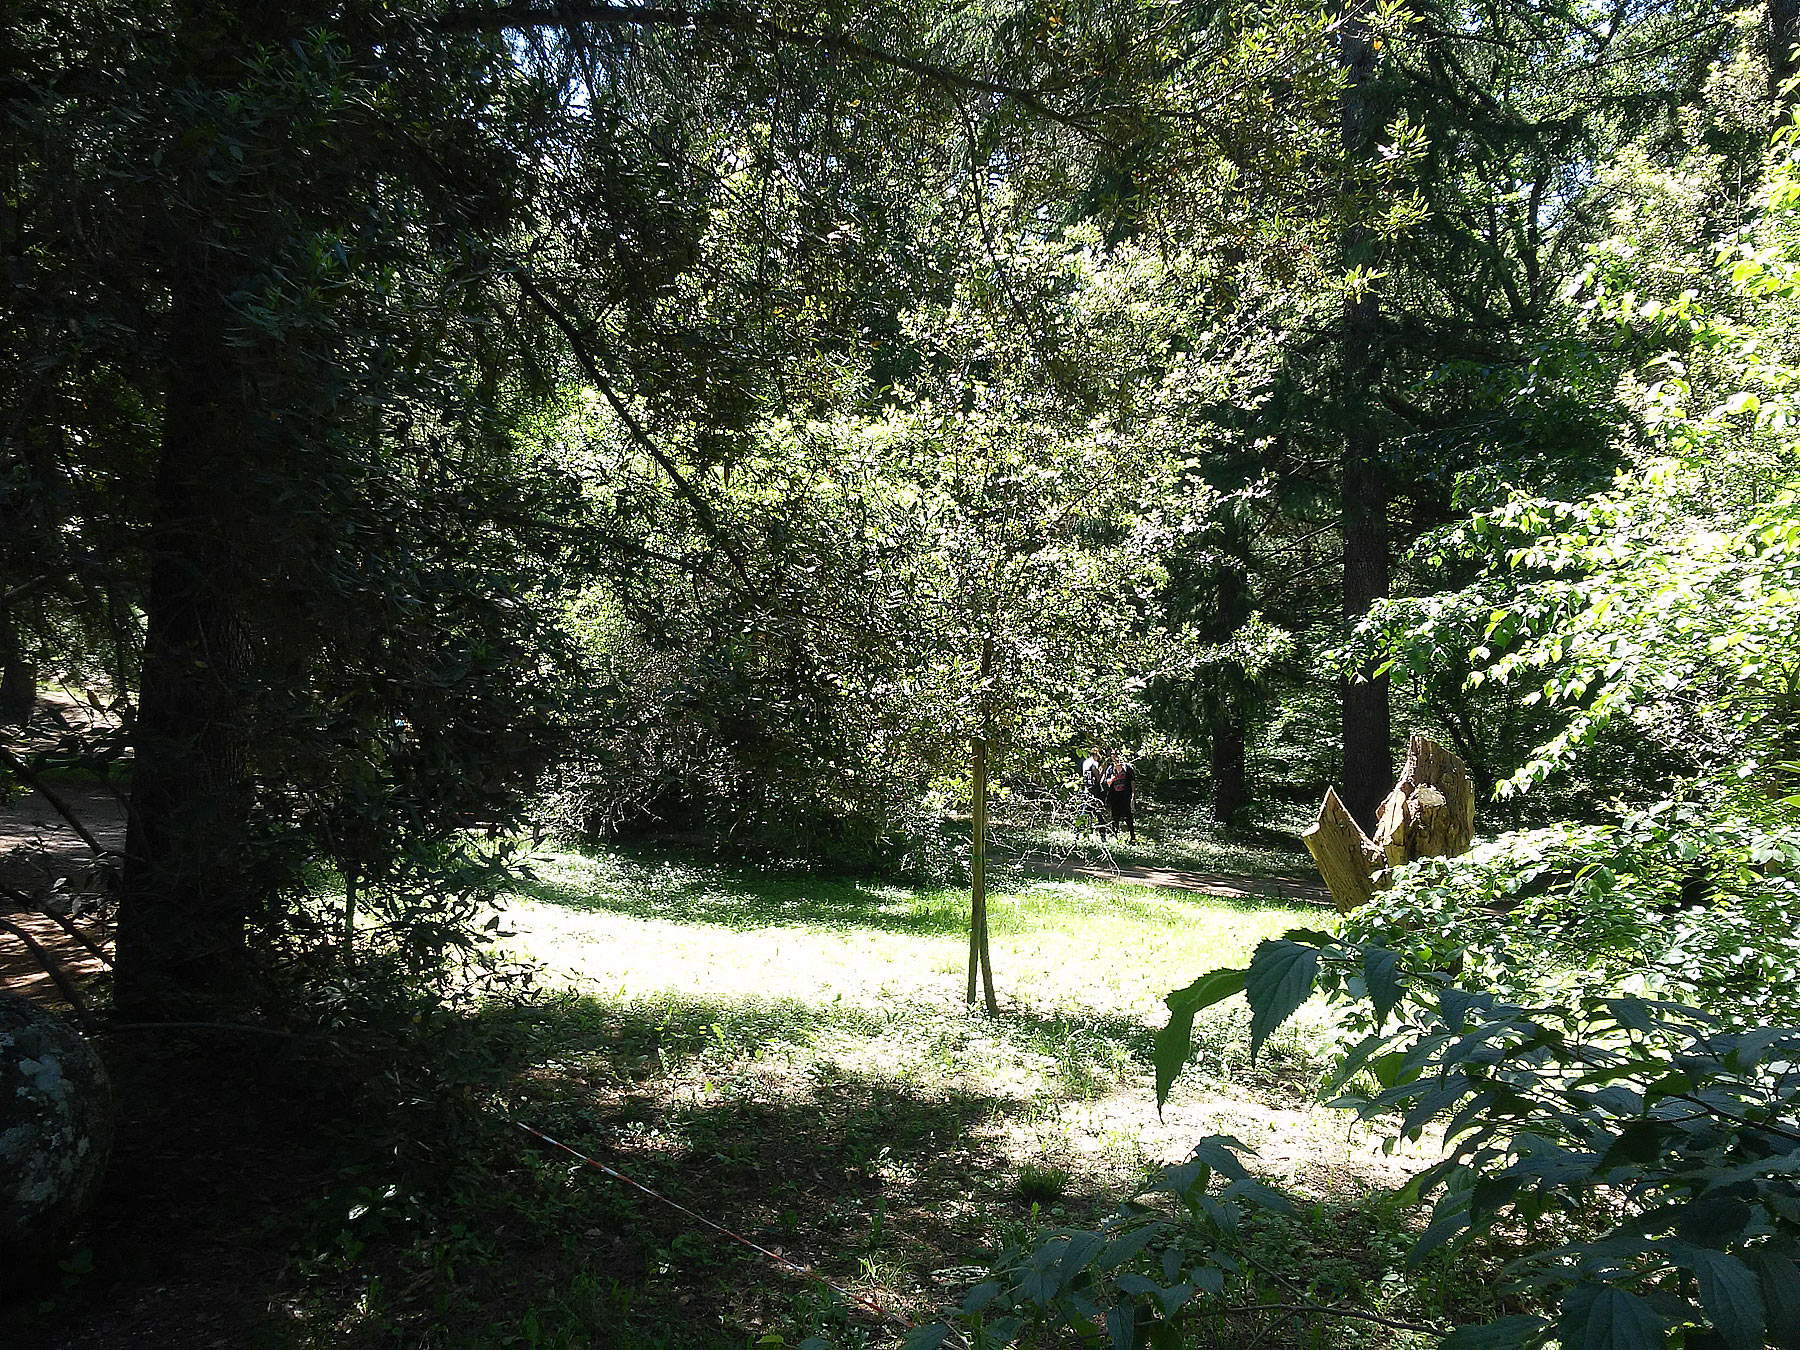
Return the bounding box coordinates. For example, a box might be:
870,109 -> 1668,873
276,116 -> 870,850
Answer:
1303,786 -> 1385,914
1372,734 -> 1476,868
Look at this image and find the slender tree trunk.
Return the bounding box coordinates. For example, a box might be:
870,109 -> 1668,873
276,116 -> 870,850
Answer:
1338,3 -> 1391,833
343,870 -> 359,967
113,281 -> 258,1017
966,638 -> 998,1016
1206,550 -> 1253,829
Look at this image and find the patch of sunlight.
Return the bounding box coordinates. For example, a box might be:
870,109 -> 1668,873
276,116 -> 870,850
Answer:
492,843 -> 1440,1203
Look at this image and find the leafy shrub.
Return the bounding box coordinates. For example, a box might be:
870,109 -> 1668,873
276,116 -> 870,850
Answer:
914,928 -> 1800,1349
1340,801 -> 1800,1018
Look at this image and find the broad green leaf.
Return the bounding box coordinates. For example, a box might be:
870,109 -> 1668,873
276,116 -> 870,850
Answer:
1105,1303 -> 1136,1350
959,1281 -> 1002,1314
1663,1242 -> 1764,1350
1556,1283 -> 1664,1350
901,1326 -> 950,1350
1439,1315 -> 1549,1348
1363,946 -> 1402,1024
1098,1222 -> 1163,1269
1187,1135 -> 1251,1182
1057,1231 -> 1106,1287
1154,968 -> 1246,1105
1744,1252 -> 1800,1349
1675,1197 -> 1755,1248
1244,940 -> 1319,1060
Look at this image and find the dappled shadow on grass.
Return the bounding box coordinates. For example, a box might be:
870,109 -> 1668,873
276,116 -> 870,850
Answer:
518,844 -> 972,937
475,983 -> 1161,1105
993,815 -> 1312,880
280,988 -> 1118,1347
518,840 -> 1320,942
11,978 -> 1349,1350
413,986 -> 1345,1346
991,866 -> 1324,918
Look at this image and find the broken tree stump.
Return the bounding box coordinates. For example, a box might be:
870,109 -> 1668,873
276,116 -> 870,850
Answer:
1304,734 -> 1476,913
1372,734 -> 1475,868
1303,787 -> 1385,913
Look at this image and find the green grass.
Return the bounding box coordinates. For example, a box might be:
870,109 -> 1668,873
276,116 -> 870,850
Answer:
281,841 -> 1446,1349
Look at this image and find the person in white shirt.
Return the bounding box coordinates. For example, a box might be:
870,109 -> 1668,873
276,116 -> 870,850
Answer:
1080,750 -> 1108,836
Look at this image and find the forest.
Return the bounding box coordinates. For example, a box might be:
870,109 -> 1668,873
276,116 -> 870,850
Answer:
4,1 -> 1800,1348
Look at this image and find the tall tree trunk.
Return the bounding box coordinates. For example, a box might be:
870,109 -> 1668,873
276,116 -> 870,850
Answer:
113,282 -> 258,1017
1206,547 -> 1253,828
1207,684 -> 1248,828
111,2 -> 326,1017
1338,2 -> 1391,833
1773,0 -> 1800,100
966,638 -> 998,1016
0,603 -> 35,725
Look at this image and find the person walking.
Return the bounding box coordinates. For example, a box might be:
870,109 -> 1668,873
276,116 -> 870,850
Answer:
1080,748 -> 1108,837
1105,750 -> 1137,843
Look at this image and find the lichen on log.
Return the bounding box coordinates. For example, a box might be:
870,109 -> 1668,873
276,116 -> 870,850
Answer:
1,996 -> 114,1301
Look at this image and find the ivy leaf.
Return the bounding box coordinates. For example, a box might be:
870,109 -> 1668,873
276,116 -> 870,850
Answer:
1244,940 -> 1319,1060
1556,1283 -> 1665,1350
1154,968 -> 1246,1105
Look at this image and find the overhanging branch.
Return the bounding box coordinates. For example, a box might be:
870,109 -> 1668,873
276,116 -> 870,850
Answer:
437,3 -> 1107,139
511,270 -> 749,579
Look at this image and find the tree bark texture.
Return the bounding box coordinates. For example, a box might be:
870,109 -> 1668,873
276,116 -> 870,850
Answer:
113,282 -> 258,1017
1772,0 -> 1800,99
1338,0 -> 1392,834
1371,734 -> 1475,868
1206,683 -> 1248,828
111,3 -> 333,1016
1303,786 -> 1384,913
0,605 -> 35,725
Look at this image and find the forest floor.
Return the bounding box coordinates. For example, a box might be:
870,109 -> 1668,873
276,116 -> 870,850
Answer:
7,831 -> 1490,1350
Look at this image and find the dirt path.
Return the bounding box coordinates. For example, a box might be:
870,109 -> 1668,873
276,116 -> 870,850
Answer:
0,784 -> 123,1013
1020,856 -> 1330,905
